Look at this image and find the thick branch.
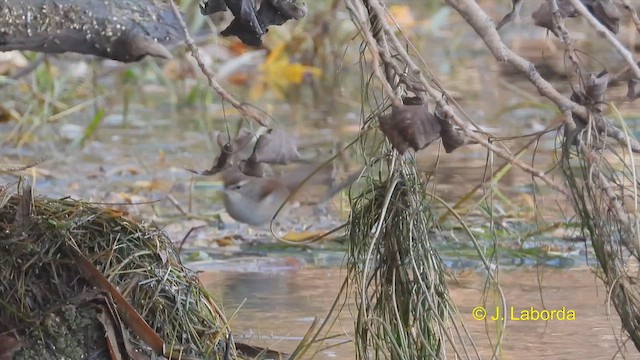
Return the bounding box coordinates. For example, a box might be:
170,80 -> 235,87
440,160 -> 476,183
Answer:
0,0 -> 182,62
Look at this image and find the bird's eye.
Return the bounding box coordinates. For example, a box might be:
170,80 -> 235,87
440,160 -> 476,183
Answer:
227,180 -> 247,191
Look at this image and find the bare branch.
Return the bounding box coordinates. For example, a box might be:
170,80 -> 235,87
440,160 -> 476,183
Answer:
567,0 -> 640,79
356,0 -> 568,194
444,0 -> 640,153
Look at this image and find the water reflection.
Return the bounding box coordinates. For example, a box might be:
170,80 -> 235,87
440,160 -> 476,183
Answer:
197,265 -> 634,359
199,266 -> 354,359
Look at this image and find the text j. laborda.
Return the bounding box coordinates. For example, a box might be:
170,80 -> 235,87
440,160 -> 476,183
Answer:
471,305 -> 576,321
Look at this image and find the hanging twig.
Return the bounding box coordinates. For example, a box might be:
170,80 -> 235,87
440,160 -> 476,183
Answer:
168,1 -> 268,127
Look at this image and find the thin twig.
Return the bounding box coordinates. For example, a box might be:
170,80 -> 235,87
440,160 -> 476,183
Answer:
0,159 -> 46,174
344,0 -> 402,105
168,1 -> 268,127
166,194 -> 187,216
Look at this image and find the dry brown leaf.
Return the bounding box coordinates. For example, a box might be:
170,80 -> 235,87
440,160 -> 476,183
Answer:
531,0 -> 578,36
496,0 -> 523,30
0,104 -> 19,123
218,129 -> 254,153
226,72 -> 251,86
282,230 -> 326,242
67,246 -> 166,357
239,157 -> 266,177
200,0 -> 227,14
532,0 -> 620,36
568,71 -> 611,141
571,71 -> 609,116
215,236 -> 236,247
436,115 -> 467,153
379,99 -> 442,155
249,129 -> 302,164
210,0 -> 307,46
589,0 -> 620,34
188,129 -> 255,176
95,308 -> 124,360
585,72 -> 609,110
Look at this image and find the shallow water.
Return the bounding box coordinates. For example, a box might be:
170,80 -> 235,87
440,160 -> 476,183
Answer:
2,1 -> 640,359
197,264 -> 637,359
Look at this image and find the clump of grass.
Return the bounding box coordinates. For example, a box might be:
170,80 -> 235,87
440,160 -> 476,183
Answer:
559,119 -> 640,350
347,158 -> 464,359
0,186 -> 234,359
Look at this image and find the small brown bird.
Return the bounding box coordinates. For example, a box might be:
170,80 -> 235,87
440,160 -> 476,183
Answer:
220,166 -> 357,226
221,169 -> 294,226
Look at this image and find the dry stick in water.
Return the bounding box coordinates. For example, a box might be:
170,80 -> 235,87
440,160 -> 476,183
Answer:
168,1 -> 268,127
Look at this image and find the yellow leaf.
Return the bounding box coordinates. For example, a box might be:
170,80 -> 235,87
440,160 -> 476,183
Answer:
282,230 -> 326,242
214,236 -> 236,247
387,5 -> 416,28
284,63 -> 322,84
252,43 -> 322,99
266,43 -> 286,63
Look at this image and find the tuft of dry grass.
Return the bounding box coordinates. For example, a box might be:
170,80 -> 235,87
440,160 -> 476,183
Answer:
0,185 -> 234,359
560,119 -> 640,350
346,157 -> 471,359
